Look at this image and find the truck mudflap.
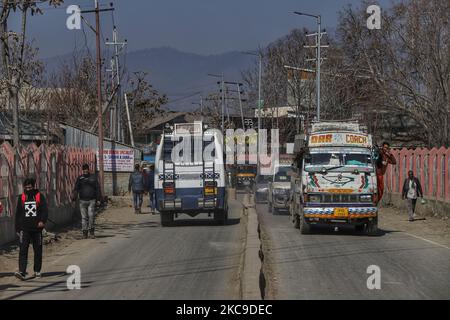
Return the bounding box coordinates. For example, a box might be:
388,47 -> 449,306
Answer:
303,207 -> 377,219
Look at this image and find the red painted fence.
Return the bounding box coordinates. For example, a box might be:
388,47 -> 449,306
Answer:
385,147 -> 450,203
0,142 -> 96,218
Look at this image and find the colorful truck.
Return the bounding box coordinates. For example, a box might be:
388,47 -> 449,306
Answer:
290,121 -> 378,235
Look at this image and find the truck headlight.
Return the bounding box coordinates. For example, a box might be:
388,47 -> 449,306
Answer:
360,195 -> 372,202
308,195 -> 321,203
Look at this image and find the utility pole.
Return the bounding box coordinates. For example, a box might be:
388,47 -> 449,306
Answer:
224,81 -> 245,129
106,26 -> 127,142
81,1 -> 114,197
242,51 -> 262,176
294,12 -> 328,122
207,73 -> 225,132
124,93 -> 135,147
191,95 -> 203,119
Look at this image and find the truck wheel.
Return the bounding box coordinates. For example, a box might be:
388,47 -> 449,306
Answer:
299,214 -> 311,234
214,210 -> 227,225
292,214 -> 300,229
160,213 -> 174,227
366,218 -> 378,236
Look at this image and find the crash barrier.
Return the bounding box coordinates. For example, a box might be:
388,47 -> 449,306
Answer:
0,142 -> 96,245
385,147 -> 450,203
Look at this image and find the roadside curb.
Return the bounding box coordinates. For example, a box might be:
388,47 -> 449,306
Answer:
241,193 -> 263,300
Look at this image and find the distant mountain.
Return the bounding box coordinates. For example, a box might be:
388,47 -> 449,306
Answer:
43,47 -> 255,111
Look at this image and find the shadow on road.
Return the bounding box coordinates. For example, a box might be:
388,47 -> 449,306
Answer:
167,218 -> 241,227
306,225 -> 401,237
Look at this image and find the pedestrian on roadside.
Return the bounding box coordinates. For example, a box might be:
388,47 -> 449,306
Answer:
402,170 -> 423,222
14,178 -> 48,281
129,163 -> 145,214
144,164 -> 156,214
375,142 -> 397,204
72,164 -> 100,239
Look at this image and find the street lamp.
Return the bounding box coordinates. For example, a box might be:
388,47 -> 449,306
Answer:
293,11 -> 324,122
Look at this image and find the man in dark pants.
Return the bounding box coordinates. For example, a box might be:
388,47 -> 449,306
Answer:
73,164 -> 100,239
143,164 -> 156,214
402,170 -> 424,222
129,164 -> 145,214
15,178 -> 48,281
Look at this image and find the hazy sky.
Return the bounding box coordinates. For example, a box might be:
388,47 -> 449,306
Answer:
8,0 -> 393,58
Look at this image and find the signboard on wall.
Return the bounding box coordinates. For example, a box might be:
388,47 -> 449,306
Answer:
97,149 -> 135,172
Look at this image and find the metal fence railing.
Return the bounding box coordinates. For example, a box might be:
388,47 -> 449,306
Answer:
385,147 -> 450,203
0,142 -> 96,218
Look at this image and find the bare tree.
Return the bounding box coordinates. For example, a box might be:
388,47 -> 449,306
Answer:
125,72 -> 168,141
0,0 -> 63,146
337,0 -> 450,147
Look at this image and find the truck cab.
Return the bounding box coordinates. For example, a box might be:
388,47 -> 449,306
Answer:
290,122 -> 378,235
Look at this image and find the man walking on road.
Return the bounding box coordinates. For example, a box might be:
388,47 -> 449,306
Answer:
15,178 -> 48,281
143,164 -> 156,214
376,142 -> 397,204
402,170 -> 423,222
129,163 -> 145,214
73,164 -> 100,239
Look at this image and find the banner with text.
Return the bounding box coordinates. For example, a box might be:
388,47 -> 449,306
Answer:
97,149 -> 135,172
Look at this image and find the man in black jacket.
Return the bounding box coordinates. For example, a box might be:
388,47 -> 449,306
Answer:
15,178 -> 48,281
73,164 -> 100,239
402,170 -> 424,222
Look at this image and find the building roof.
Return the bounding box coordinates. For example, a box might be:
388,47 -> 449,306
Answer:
142,112 -> 197,131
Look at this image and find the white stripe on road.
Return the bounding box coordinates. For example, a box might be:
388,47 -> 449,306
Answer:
403,232 -> 450,250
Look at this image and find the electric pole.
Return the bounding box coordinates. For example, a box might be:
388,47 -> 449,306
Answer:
106,26 -> 127,142
81,1 -> 114,197
294,12 -> 328,122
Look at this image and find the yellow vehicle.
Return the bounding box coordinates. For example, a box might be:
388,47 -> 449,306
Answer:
235,164 -> 257,191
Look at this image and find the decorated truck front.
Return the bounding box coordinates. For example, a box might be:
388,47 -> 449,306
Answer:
291,122 -> 378,235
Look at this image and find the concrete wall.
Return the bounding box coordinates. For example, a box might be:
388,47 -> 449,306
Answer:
104,172 -> 131,196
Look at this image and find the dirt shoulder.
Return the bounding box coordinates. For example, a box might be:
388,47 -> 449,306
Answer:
379,205 -> 450,248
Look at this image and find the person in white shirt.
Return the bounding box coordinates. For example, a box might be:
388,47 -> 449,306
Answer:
402,171 -> 423,222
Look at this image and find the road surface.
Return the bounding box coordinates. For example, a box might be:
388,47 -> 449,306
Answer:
1,196 -> 245,300
256,203 -> 450,300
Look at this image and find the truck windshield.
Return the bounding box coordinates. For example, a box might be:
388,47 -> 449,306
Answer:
305,150 -> 372,171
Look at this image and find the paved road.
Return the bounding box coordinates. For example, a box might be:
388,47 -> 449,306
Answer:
256,203 -> 450,300
1,196 -> 245,300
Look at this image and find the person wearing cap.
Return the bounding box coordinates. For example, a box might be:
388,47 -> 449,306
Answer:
72,164 -> 100,239
15,178 -> 48,281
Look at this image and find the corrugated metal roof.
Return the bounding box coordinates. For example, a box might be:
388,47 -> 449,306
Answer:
61,123 -> 142,159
